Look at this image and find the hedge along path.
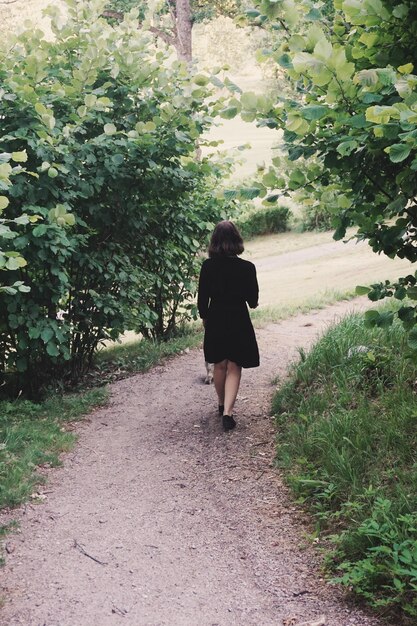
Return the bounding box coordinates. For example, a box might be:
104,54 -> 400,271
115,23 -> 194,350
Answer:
0,299 -> 387,626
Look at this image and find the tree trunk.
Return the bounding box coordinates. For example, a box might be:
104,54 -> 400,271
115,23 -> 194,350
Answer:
102,1 -> 193,62
175,0 -> 193,62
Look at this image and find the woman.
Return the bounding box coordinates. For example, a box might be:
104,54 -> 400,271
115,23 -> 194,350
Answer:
197,220 -> 260,431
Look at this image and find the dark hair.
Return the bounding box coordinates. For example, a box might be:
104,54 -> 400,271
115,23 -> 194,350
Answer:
208,220 -> 244,258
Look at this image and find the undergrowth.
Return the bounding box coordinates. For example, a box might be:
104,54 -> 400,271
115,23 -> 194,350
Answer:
235,204 -> 291,239
272,312 -> 417,620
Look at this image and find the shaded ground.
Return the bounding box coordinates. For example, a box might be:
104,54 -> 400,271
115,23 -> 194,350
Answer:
0,298 -> 388,626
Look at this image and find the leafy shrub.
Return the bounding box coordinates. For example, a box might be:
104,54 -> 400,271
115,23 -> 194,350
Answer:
272,312 -> 417,619
298,201 -> 333,232
235,204 -> 290,239
0,0 -> 226,396
334,500 -> 417,617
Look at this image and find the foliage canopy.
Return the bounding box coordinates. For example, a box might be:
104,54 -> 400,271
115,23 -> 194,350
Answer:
235,0 -> 417,346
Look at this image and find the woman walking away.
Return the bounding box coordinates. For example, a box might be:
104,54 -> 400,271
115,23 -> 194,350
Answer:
197,220 -> 260,431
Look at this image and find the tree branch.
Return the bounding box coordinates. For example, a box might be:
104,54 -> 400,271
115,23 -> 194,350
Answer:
149,25 -> 177,47
101,9 -> 123,20
101,7 -> 177,48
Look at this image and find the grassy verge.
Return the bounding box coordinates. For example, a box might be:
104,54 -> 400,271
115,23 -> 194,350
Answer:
272,312 -> 417,621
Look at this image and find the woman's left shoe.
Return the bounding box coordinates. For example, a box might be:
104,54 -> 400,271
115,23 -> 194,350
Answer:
218,404 -> 224,416
222,414 -> 236,431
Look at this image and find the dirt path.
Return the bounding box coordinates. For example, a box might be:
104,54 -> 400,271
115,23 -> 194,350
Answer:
1,298 -> 387,626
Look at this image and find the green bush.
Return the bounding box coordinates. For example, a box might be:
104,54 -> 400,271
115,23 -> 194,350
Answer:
299,202 -> 333,232
235,204 -> 290,239
272,312 -> 417,619
0,0 -> 226,396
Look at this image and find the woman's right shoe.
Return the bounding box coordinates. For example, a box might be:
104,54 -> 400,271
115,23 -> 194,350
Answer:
222,414 -> 236,431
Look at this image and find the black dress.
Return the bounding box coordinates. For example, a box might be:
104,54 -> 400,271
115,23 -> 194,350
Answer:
197,256 -> 260,368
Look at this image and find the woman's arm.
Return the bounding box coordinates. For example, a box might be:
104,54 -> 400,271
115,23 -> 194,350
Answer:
246,263 -> 259,309
197,260 -> 210,319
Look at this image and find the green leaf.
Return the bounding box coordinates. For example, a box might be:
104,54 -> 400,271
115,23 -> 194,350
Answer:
393,4 -> 409,18
408,327 -> 417,351
356,285 -> 371,295
193,74 -> 209,86
143,121 -> 156,132
277,54 -> 293,69
104,123 -> 117,135
5,256 -> 27,270
11,150 -> 28,163
239,187 -> 262,200
41,327 -> 55,343
0,196 -> 9,211
241,92 -> 258,110
407,286 -> 417,300
219,106 -> 239,120
387,144 -> 412,163
302,105 -> 328,121
337,140 -> 358,156
84,94 -> 97,107
314,38 -> 332,61
112,154 -> 124,166
246,9 -> 261,18
364,310 -> 380,327
355,69 -> 378,86
46,341 -> 60,357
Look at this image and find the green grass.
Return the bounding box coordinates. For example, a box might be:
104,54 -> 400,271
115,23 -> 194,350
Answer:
272,311 -> 417,620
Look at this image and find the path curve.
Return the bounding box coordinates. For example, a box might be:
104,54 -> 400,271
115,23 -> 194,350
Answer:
1,299 -> 387,626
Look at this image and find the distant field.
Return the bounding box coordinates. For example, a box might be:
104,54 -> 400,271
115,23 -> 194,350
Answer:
0,0 -> 58,35
244,231 -> 413,309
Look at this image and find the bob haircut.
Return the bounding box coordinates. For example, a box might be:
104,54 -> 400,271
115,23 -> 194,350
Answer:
208,220 -> 244,258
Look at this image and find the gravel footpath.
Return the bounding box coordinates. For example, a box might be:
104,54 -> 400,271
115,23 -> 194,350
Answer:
0,299 -> 388,626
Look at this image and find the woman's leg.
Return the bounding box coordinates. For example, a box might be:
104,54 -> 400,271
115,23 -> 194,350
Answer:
213,359 -> 227,407
224,360 -> 242,416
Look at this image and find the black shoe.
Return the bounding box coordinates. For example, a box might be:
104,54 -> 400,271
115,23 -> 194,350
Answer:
222,414 -> 236,431
218,404 -> 224,416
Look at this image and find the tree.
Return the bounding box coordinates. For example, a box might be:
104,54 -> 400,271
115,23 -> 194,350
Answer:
236,0 -> 417,345
103,0 -> 243,60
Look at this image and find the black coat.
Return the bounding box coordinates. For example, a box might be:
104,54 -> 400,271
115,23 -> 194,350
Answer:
197,256 -> 260,368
